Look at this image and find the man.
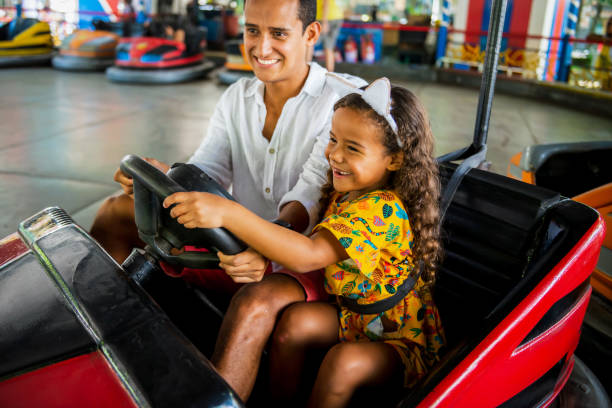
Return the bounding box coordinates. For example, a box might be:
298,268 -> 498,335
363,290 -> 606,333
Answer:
90,0 -> 365,401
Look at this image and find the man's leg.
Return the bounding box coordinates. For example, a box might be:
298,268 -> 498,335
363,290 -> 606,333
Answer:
211,273 -> 306,401
90,193 -> 143,264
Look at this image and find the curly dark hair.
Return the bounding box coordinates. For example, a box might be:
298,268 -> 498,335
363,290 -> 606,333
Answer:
319,86 -> 442,283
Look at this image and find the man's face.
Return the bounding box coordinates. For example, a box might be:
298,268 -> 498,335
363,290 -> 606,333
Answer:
243,0 -> 318,84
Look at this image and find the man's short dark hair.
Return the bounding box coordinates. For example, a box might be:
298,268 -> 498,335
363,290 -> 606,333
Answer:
244,0 -> 316,32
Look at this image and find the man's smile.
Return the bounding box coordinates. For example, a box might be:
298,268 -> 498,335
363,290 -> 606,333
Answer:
254,56 -> 280,65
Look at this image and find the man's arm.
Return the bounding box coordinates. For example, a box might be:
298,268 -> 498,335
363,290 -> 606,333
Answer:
276,201 -> 309,233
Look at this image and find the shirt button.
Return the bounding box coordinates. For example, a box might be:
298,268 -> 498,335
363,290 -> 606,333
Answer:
269,148 -> 275,154
265,187 -> 271,193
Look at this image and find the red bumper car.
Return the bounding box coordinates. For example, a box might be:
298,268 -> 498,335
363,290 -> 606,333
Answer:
106,25 -> 215,84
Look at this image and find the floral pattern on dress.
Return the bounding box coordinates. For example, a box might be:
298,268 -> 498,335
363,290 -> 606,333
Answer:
313,190 -> 445,387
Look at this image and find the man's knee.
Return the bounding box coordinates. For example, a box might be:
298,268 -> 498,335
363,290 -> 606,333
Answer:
230,275 -> 305,326
90,193 -> 140,263
91,193 -> 134,235
104,193 -> 134,220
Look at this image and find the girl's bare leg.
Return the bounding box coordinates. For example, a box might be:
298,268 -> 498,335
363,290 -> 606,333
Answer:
269,302 -> 339,403
308,342 -> 403,408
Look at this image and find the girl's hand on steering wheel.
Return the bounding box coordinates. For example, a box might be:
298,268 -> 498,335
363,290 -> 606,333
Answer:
163,192 -> 229,229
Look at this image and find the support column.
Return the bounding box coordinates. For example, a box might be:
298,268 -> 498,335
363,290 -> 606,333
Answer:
14,0 -> 22,18
435,0 -> 451,64
556,0 -> 581,81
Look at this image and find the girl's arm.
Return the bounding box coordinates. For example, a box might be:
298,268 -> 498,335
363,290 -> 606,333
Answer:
163,192 -> 348,273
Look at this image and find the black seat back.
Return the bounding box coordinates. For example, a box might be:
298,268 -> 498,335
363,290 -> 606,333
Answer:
397,164 -> 601,407
435,164 -> 561,346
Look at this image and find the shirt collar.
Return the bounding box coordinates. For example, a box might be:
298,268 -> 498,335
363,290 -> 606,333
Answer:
302,62 -> 326,97
244,62 -> 327,101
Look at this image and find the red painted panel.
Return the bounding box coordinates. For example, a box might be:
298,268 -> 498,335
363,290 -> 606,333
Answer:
107,0 -> 120,15
418,216 -> 605,407
508,0 -> 533,49
466,0 -> 486,44
0,233 -> 29,267
0,352 -> 138,408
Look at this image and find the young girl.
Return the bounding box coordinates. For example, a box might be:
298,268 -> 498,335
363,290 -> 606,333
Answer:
163,75 -> 445,407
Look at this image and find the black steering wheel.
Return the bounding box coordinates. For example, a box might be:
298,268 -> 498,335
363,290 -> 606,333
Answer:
120,154 -> 247,269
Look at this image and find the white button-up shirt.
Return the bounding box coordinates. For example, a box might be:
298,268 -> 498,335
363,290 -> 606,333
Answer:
188,63 -> 365,231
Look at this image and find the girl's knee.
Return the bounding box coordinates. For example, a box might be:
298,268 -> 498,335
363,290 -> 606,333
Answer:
326,343 -> 368,369
320,342 -> 402,394
272,303 -> 314,347
272,302 -> 338,351
320,343 -> 373,390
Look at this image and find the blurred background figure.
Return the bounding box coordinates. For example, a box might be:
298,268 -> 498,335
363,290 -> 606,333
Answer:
186,0 -> 198,27
315,0 -> 343,71
14,0 -> 22,18
119,0 -> 135,36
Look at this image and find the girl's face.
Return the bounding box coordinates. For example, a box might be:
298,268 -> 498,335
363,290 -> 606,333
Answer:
325,107 -> 402,201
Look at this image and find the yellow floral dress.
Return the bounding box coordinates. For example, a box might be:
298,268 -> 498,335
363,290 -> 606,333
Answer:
313,190 -> 445,387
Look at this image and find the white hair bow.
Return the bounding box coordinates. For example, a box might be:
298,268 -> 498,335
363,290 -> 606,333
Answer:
326,73 -> 401,147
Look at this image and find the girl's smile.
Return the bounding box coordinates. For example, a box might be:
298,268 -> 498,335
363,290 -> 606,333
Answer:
331,166 -> 351,177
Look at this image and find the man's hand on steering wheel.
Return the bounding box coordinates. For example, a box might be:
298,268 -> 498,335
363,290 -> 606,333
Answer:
114,157 -> 170,198
217,248 -> 269,283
